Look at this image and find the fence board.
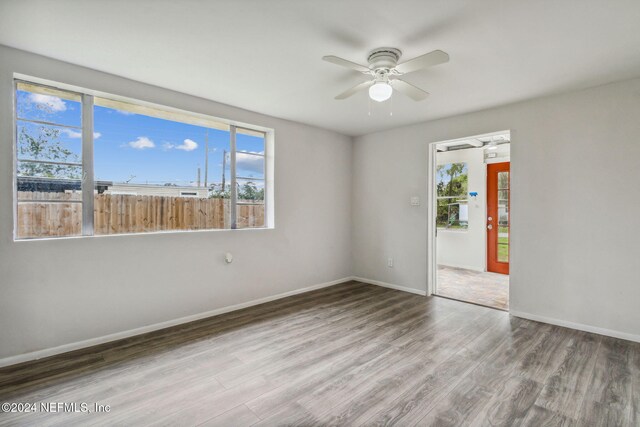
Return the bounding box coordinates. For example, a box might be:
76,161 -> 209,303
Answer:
16,193 -> 263,238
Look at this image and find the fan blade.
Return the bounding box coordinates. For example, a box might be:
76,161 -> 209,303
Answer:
390,79 -> 429,101
395,50 -> 449,74
323,55 -> 370,73
335,80 -> 374,100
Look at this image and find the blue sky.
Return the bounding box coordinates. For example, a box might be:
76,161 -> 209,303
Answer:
16,90 -> 265,187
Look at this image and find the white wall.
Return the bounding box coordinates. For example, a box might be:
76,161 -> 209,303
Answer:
2,45 -> 639,364
353,77 -> 640,340
436,147 -> 487,271
485,143 -> 511,164
0,45 -> 353,361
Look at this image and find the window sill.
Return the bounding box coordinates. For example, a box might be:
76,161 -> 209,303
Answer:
436,228 -> 469,234
13,225 -> 275,242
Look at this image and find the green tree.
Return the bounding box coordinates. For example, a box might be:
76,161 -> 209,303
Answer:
209,183 -> 230,199
238,181 -> 264,201
445,163 -> 466,197
17,127 -> 80,179
436,163 -> 468,228
436,163 -> 467,197
209,182 -> 264,200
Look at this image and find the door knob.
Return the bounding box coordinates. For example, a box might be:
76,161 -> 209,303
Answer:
487,224 -> 493,230
488,216 -> 493,221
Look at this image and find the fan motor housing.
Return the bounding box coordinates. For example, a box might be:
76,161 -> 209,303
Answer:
367,47 -> 402,70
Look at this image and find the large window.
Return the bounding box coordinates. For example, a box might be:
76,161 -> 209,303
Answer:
14,80 -> 270,239
436,162 -> 468,229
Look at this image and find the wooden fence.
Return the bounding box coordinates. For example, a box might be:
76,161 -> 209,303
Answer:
16,192 -> 264,238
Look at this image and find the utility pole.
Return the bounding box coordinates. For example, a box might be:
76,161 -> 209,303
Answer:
197,166 -> 201,187
204,130 -> 209,188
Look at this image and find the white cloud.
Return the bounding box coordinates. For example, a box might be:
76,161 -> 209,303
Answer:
236,152 -> 264,175
61,129 -> 81,138
28,93 -> 67,112
162,142 -> 175,150
128,136 -> 155,150
61,129 -> 101,139
176,139 -> 198,151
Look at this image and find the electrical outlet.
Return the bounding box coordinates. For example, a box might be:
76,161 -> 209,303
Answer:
387,257 -> 394,268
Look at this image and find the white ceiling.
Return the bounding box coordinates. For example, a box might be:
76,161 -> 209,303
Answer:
1,0 -> 639,136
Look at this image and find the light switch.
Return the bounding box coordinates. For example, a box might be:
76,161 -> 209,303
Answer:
410,196 -> 420,206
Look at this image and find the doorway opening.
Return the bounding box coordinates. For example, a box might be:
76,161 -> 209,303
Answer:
428,131 -> 510,311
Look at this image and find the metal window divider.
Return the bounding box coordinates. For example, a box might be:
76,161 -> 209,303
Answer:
230,125 -> 237,229
12,79 -> 18,239
81,94 -> 95,236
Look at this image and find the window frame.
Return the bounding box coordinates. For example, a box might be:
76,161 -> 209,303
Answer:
13,77 -> 273,240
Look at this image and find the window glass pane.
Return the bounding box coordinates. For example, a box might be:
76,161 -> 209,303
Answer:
237,178 -> 264,203
498,190 -> 509,227
236,128 -> 265,154
16,202 -> 82,239
498,244 -> 509,262
236,152 -> 264,180
15,83 -> 83,239
498,171 -> 509,189
16,85 -> 82,128
17,122 -> 82,163
436,163 -> 468,198
210,149 -> 231,199
17,161 -> 82,180
236,178 -> 265,229
93,193 -> 228,234
436,162 -> 469,230
92,104 -> 231,235
236,204 -> 265,229
17,176 -> 82,201
436,197 -> 468,229
496,171 -> 509,262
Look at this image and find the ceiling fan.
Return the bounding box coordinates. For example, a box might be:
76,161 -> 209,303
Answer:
322,47 -> 449,102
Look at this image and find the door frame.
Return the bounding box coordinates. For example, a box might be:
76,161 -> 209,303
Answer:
427,142 -> 438,296
426,130 -> 511,298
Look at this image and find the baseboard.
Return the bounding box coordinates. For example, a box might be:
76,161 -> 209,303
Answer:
438,263 -> 485,273
352,276 -> 427,296
510,310 -> 640,343
0,276 -> 354,368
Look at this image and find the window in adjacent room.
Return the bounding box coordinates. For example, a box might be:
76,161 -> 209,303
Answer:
436,162 -> 469,229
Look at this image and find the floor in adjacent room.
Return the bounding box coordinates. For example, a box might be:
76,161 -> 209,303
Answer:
437,265 -> 510,310
0,282 -> 638,426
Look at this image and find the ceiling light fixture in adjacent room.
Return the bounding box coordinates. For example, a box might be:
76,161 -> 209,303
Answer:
485,141 -> 498,150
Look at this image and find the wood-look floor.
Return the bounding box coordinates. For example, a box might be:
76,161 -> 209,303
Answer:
0,281 -> 638,426
437,265 -> 509,311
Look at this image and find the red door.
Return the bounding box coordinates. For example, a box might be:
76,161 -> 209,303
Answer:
487,162 -> 510,274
